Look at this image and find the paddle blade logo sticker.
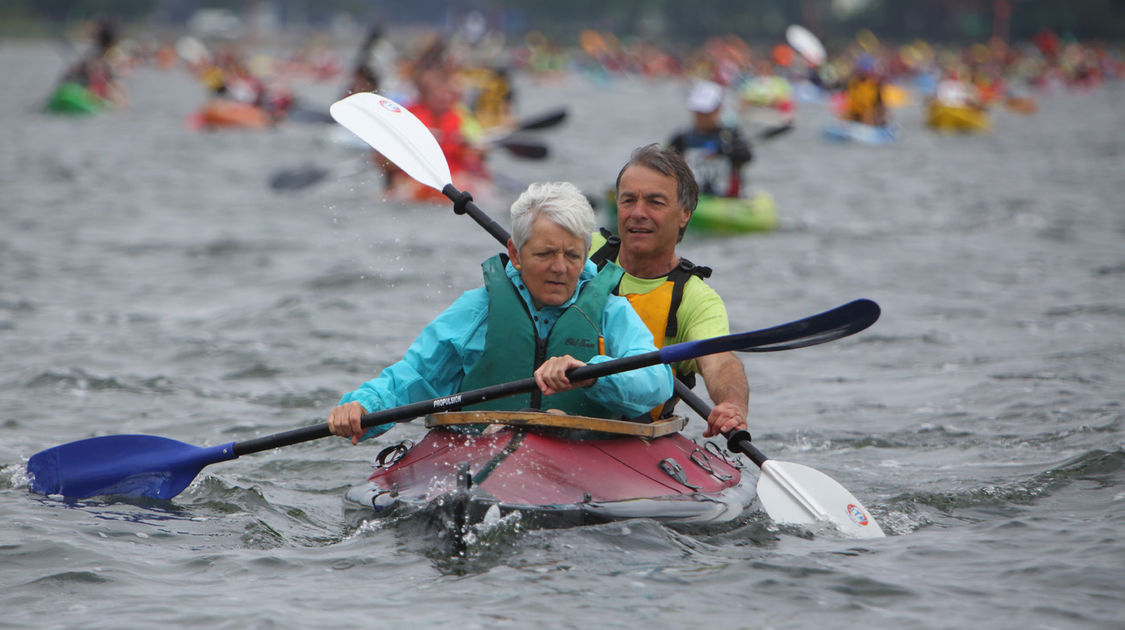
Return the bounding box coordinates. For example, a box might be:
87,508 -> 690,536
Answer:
433,395 -> 462,408
379,99 -> 402,113
846,503 -> 870,526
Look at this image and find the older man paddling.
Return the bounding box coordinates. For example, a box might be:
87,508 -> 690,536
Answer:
591,144 -> 749,438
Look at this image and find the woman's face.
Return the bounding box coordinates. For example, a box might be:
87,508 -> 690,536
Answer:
508,216 -> 586,310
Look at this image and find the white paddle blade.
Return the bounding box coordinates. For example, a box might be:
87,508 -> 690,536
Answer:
785,25 -> 826,67
328,93 -> 452,193
175,36 -> 210,65
757,460 -> 885,539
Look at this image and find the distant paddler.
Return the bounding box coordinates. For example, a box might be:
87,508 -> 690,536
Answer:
463,65 -> 516,131
341,24 -> 385,98
926,68 -> 990,133
50,17 -> 129,112
327,182 -> 674,444
377,48 -> 490,202
668,80 -> 754,198
840,54 -> 889,127
737,62 -> 796,128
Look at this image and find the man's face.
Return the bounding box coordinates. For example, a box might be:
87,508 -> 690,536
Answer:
616,165 -> 690,260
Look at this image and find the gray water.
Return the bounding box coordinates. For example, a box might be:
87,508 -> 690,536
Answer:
2,40 -> 1124,629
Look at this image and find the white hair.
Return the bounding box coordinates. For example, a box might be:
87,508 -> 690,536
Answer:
510,182 -> 595,252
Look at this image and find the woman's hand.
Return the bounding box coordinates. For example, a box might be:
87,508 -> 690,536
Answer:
328,401 -> 368,445
534,355 -> 596,396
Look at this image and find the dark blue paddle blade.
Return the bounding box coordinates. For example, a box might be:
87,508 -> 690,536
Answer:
659,299 -> 880,363
27,435 -> 237,500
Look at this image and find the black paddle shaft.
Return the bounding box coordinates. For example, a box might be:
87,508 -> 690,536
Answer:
673,381 -> 767,468
231,351 -> 659,457
443,184 -> 511,245
230,297 -> 875,457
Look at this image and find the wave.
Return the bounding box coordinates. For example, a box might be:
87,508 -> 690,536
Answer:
25,368 -> 178,395
880,448 -> 1124,529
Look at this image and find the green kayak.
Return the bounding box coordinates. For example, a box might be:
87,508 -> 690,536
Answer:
45,82 -> 103,115
688,191 -> 778,234
606,190 -> 778,236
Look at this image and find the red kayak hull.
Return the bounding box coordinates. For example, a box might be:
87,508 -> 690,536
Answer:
344,427 -> 755,527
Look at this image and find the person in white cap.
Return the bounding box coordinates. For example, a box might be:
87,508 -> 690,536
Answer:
668,80 -> 754,198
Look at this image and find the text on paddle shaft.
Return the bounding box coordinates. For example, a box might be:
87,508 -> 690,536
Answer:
434,395 -> 463,408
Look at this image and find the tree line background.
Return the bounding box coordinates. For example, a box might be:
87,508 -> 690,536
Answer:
4,0 -> 1124,44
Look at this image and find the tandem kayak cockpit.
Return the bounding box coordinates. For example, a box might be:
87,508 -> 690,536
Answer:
343,411 -> 756,531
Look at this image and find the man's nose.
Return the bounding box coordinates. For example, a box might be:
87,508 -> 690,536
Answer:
629,201 -> 653,218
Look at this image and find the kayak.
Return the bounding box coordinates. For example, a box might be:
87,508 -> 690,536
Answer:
1003,96 -> 1038,115
343,411 -> 755,531
926,101 -> 990,133
606,190 -> 778,236
737,76 -> 795,126
44,82 -> 103,115
186,99 -> 271,130
689,192 -> 778,235
822,120 -> 900,145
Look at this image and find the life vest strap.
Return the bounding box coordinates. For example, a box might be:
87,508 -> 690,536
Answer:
663,258 -> 712,338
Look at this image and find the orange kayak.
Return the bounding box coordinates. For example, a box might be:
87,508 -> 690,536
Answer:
1004,96 -> 1038,115
187,100 -> 271,130
385,171 -> 495,205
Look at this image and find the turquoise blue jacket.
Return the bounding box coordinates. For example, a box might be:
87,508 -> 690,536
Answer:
339,258 -> 674,440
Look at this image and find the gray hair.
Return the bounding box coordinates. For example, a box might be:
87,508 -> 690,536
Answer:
510,182 -> 595,252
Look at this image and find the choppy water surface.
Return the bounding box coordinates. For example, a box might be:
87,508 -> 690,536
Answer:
2,41 -> 1124,629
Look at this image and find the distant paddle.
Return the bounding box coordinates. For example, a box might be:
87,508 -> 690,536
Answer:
175,36 -> 210,66
268,159 -> 370,192
486,106 -> 567,136
786,24 -> 826,67
26,301 -> 878,501
286,102 -> 335,124
754,122 -> 794,142
493,137 -> 548,159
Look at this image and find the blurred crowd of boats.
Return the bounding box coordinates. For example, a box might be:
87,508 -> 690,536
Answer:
41,17 -> 1124,234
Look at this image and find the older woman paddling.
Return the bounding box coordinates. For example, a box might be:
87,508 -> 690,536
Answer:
328,181 -> 673,444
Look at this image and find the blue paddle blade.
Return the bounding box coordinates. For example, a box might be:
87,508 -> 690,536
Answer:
27,435 -> 237,500
659,299 -> 880,363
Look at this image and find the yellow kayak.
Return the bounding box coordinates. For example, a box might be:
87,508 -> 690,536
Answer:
926,101 -> 990,133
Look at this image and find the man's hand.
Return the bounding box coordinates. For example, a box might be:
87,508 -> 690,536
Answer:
696,351 -> 750,438
704,401 -> 747,438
